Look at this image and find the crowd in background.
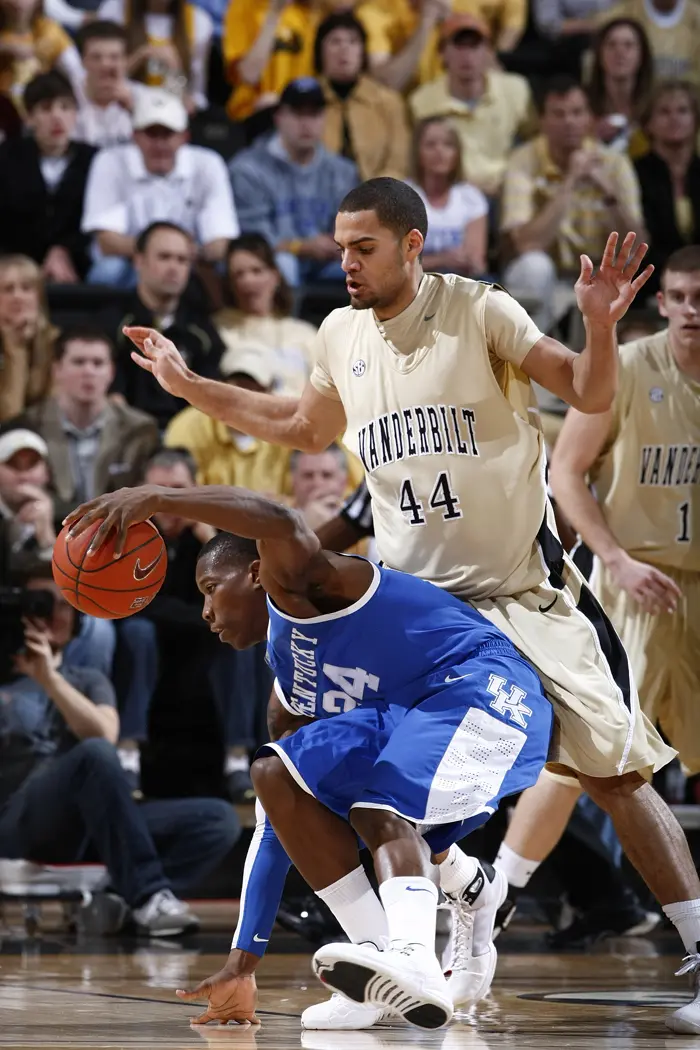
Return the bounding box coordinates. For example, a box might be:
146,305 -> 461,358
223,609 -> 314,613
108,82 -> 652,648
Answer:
0,0 -> 697,939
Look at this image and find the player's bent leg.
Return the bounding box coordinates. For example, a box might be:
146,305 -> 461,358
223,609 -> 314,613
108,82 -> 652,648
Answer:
577,770 -> 700,1034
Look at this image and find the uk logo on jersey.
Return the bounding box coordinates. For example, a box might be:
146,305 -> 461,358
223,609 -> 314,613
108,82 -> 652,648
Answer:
486,674 -> 532,729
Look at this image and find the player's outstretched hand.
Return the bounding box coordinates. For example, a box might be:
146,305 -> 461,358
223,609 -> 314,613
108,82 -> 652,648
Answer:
176,971 -> 260,1026
63,486 -> 160,557
124,325 -> 193,398
608,550 -> 681,614
575,232 -> 654,326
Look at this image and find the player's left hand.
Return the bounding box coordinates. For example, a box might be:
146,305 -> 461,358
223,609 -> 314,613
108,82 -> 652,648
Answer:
176,971 -> 260,1026
575,231 -> 654,326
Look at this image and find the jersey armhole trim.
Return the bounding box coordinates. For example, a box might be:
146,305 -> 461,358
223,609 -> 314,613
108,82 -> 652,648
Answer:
273,678 -> 298,716
269,559 -> 382,625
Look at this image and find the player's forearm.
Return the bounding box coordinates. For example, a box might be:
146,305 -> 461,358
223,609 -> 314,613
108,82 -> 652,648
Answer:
230,804 -> 293,959
151,485 -> 305,543
548,464 -> 624,567
570,321 -> 618,413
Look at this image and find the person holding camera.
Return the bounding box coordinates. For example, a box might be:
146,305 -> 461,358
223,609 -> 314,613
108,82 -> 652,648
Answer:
0,571 -> 240,936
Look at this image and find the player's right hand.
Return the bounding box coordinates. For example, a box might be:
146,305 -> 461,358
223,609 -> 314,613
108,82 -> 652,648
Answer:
176,971 -> 260,1026
607,551 -> 681,614
124,326 -> 194,398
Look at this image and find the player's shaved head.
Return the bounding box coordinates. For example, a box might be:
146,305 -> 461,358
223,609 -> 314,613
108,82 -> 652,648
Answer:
198,531 -> 259,570
196,532 -> 268,649
338,178 -> 428,241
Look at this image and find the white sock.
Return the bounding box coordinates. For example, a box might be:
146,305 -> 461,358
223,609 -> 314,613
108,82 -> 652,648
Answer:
663,899 -> 700,955
316,866 -> 389,949
379,876 -> 438,951
438,844 -> 480,898
118,748 -> 140,774
225,753 -> 249,775
495,842 -> 540,889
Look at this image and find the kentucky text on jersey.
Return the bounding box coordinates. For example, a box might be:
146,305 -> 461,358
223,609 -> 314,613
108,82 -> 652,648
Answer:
638,445 -> 700,487
357,403 -> 480,475
289,627 -> 319,717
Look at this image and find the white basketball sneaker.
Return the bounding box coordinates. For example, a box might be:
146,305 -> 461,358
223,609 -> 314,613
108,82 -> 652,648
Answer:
442,860 -> 508,1009
666,953 -> 700,1033
313,941 -> 453,1030
302,993 -> 395,1030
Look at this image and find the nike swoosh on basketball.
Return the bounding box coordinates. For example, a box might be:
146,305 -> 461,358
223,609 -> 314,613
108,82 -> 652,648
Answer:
253,934 -> 269,943
133,552 -> 162,581
538,596 -> 557,613
445,673 -> 472,683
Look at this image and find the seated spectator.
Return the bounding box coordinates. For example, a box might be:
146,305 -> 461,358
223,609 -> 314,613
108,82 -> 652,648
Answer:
81,87 -> 239,287
289,443 -> 349,532
0,73 -> 94,284
114,448 -> 264,802
635,81 -> 700,292
0,429 -> 54,582
0,256 -> 57,424
164,351 -> 295,490
73,21 -> 150,148
597,0 -> 700,85
215,233 -> 317,397
314,11 -> 409,182
0,0 -> 83,103
101,221 -> 224,429
229,77 -> 357,289
15,328 -> 159,523
96,0 -> 214,112
407,116 -> 488,278
408,14 -> 533,198
501,76 -> 644,332
587,18 -> 654,155
0,568 -> 239,933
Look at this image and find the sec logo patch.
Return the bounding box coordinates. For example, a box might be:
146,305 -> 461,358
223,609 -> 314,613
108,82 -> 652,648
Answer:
352,360 -> 366,377
649,387 -> 664,403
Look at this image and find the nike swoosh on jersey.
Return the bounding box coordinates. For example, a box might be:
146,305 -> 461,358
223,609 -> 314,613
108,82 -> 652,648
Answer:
253,934 -> 269,943
405,886 -> 434,893
424,312 -> 436,321
445,673 -> 472,683
133,551 -> 162,581
538,596 -> 558,614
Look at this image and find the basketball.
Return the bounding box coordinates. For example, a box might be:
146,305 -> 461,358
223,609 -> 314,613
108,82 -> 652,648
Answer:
52,519 -> 167,619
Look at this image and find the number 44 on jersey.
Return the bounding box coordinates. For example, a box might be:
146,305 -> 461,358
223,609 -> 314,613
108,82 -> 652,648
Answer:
400,471 -> 463,526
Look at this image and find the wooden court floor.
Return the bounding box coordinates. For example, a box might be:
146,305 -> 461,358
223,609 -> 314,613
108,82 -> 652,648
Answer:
1,932 -> 698,1050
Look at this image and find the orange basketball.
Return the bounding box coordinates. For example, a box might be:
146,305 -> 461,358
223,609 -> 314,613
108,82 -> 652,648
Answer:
52,519 -> 167,619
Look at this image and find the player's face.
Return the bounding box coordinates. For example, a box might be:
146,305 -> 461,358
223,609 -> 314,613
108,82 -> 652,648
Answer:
27,97 -> 76,153
658,270 -> 700,354
335,209 -> 423,312
541,88 -> 591,152
53,339 -> 114,405
197,558 -> 268,649
136,228 -> 192,299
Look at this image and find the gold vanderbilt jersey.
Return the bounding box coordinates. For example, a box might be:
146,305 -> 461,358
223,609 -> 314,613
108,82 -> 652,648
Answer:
589,330 -> 700,572
310,273 -> 549,600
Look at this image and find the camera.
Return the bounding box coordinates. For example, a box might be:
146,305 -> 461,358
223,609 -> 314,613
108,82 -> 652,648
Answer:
0,586 -> 55,684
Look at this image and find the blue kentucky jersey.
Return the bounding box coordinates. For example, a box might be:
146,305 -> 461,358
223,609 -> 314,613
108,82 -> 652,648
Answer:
266,559 -> 515,720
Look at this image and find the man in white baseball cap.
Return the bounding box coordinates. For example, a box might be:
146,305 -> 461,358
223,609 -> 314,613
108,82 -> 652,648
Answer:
82,87 -> 239,287
0,428 -> 54,582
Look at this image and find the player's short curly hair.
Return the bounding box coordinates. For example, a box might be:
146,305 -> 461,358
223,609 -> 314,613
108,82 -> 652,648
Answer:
197,531 -> 259,569
338,178 -> 428,240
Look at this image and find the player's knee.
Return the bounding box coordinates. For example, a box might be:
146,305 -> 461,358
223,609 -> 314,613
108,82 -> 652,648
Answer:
579,770 -> 646,807
349,806 -> 410,851
250,755 -> 293,811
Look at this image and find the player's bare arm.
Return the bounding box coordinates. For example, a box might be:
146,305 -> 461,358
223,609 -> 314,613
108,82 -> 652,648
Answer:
550,408 -> 681,614
124,326 -> 347,453
519,232 -> 654,413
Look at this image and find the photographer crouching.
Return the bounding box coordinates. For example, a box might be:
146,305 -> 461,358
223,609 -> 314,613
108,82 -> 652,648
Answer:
0,569 -> 240,936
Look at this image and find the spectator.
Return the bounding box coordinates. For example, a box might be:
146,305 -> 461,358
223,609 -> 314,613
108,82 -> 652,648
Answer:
101,221 -> 224,429
534,0 -> 611,79
407,116 -> 488,278
96,0 -> 214,112
0,429 -> 54,582
408,14 -> 533,197
501,76 -> 644,332
587,18 -> 655,155
73,21 -> 149,148
0,568 -> 239,934
164,351 -> 294,490
289,443 -> 349,532
0,0 -> 83,103
15,328 -> 159,523
0,73 -> 95,284
81,87 -> 239,287
597,0 -> 700,85
215,233 -> 317,397
635,81 -> 700,292
314,12 -> 410,182
0,256 -> 57,424
114,448 -> 264,802
229,77 -> 357,289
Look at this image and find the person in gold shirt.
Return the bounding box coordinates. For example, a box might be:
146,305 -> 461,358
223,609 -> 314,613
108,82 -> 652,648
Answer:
0,0 -> 82,102
596,0 -> 700,85
549,244 -> 700,780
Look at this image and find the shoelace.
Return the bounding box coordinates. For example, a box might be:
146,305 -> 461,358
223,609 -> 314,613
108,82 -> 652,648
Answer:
439,897 -> 474,973
676,953 -> 700,977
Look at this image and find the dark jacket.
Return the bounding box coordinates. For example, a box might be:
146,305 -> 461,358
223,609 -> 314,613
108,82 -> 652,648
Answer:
0,138 -> 96,277
100,292 -> 225,430
634,150 -> 700,291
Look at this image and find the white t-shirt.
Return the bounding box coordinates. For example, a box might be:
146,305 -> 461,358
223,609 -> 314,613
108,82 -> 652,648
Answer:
408,181 -> 489,254
81,141 -> 240,246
